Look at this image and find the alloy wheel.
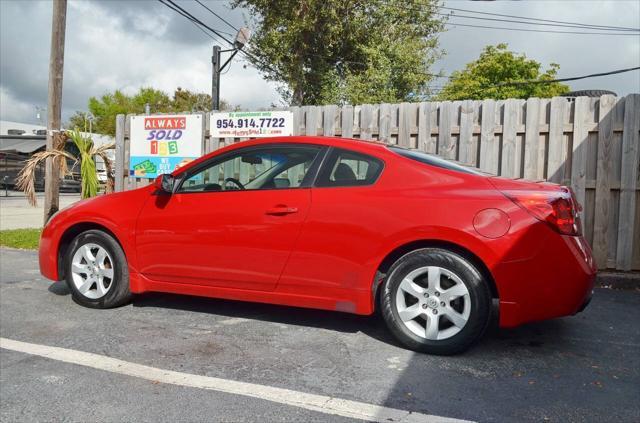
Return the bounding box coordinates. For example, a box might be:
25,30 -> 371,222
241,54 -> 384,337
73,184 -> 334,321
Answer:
394,266 -> 471,340
70,243 -> 114,299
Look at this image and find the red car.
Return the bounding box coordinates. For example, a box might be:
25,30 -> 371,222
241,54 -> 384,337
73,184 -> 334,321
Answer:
39,136 -> 596,354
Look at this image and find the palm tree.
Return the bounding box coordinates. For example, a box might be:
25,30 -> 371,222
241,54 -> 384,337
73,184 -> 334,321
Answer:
16,129 -> 115,206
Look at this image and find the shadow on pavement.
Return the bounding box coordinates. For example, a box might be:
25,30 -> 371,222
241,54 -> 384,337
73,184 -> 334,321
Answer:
132,291 -> 398,346
48,281 -> 70,296
131,289 -> 586,359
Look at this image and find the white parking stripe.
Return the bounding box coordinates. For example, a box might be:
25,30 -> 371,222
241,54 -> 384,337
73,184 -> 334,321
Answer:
1,337 -> 471,423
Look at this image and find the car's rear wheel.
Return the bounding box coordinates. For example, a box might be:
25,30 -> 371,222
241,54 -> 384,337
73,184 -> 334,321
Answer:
65,230 -> 132,308
380,248 -> 491,355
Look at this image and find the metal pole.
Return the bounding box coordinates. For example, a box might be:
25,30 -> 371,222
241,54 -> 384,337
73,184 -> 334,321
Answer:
44,0 -> 67,225
211,45 -> 221,111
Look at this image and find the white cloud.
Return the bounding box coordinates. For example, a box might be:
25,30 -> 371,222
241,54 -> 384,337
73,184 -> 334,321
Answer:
1,0 -> 638,126
0,86 -> 38,123
0,0 -> 280,124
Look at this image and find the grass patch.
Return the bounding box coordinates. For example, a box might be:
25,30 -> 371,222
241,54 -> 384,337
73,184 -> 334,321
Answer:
0,228 -> 42,250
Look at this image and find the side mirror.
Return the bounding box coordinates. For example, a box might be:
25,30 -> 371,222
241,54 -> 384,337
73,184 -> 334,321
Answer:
154,174 -> 174,194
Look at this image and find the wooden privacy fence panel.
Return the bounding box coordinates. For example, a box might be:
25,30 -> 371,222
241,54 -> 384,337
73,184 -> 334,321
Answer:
115,94 -> 640,271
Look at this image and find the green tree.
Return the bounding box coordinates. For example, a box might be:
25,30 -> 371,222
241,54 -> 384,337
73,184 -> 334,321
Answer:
172,87 -> 211,112
67,88 -> 234,136
232,0 -> 444,105
437,44 -> 570,101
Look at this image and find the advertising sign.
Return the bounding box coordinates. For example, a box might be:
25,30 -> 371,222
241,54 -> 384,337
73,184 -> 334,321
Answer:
129,114 -> 203,179
210,110 -> 293,138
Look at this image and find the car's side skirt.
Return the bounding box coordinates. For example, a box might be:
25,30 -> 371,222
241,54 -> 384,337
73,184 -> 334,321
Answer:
131,272 -> 375,315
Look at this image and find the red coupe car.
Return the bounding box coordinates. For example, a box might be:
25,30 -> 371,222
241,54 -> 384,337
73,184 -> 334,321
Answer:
39,136 -> 596,354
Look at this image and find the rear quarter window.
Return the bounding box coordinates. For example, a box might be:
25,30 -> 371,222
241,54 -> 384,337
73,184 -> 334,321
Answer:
388,146 -> 483,175
315,149 -> 383,187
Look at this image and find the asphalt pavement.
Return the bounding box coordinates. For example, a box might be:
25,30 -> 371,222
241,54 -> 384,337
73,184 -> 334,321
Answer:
1,247 -> 639,422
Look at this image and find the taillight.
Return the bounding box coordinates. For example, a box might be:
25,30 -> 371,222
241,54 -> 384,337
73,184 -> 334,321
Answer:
502,186 -> 582,236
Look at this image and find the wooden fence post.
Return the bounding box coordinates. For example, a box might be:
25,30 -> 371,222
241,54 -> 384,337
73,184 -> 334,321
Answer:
571,97 -> 590,214
523,98 -> 540,180
360,104 -> 374,140
438,101 -> 454,159
547,97 -> 567,183
593,95 -> 617,267
379,103 -> 391,143
458,100 -> 475,166
616,94 -> 640,270
418,102 -> 434,153
114,114 -> 125,192
501,99 -> 520,178
479,99 -> 498,174
341,105 -> 354,138
323,105 -> 337,136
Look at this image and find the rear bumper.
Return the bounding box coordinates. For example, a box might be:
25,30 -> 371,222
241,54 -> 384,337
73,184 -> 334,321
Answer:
495,229 -> 596,328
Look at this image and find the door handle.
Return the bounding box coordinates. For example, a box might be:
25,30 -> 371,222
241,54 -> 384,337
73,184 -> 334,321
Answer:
265,205 -> 299,216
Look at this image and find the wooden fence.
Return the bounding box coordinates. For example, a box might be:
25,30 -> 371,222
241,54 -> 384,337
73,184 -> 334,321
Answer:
115,94 -> 640,271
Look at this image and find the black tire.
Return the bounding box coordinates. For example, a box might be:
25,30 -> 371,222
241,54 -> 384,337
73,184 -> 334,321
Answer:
561,90 -> 616,98
64,230 -> 132,309
380,248 -> 491,355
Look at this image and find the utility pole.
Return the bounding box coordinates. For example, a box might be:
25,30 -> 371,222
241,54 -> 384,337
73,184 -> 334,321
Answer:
211,45 -> 221,111
211,28 -> 250,112
43,0 -> 67,224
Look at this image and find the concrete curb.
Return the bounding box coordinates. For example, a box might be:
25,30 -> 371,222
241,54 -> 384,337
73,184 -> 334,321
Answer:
597,271 -> 640,290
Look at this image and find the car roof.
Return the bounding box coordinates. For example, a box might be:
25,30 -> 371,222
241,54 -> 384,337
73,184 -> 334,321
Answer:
174,136 -> 391,176
229,136 -> 389,151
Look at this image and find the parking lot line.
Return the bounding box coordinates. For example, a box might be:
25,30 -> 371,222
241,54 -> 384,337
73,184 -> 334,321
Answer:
0,337 -> 471,423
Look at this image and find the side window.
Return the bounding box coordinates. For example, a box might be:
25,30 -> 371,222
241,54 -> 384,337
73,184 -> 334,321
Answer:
273,161 -> 312,189
177,146 -> 320,193
316,149 -> 383,187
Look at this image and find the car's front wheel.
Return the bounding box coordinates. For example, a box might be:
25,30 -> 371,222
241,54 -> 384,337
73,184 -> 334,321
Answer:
380,248 -> 491,355
64,229 -> 132,308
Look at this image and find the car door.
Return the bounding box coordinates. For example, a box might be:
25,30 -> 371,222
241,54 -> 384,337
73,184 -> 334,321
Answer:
277,148 -> 386,296
135,144 -> 324,291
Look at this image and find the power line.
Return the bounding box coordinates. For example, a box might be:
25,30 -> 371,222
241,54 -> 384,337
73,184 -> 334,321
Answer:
194,0 -> 240,33
158,0 -> 283,84
381,0 -> 640,33
158,0 -> 294,85
439,5 -> 640,32
436,12 -> 640,33
162,0 -> 235,45
443,21 -> 640,36
492,66 -> 640,87
385,1 -> 639,35
158,0 -> 225,43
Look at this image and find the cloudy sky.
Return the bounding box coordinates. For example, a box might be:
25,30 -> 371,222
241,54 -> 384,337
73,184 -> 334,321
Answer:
1,0 -> 639,125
